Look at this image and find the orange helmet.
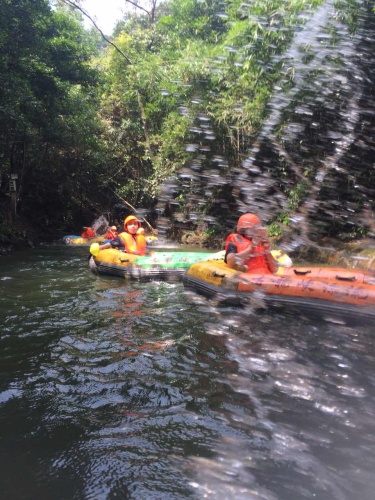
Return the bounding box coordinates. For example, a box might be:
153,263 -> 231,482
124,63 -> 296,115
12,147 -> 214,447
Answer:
124,215 -> 141,228
237,213 -> 261,231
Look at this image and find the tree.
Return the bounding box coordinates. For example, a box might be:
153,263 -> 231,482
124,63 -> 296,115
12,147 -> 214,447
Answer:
0,0 -> 107,230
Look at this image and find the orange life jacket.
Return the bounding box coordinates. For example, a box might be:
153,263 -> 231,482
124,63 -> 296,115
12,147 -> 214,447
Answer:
118,232 -> 147,256
225,233 -> 271,274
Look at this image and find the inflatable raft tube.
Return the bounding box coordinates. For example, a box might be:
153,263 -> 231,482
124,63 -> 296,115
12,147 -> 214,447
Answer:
183,260 -> 375,324
88,246 -> 292,281
88,247 -> 226,280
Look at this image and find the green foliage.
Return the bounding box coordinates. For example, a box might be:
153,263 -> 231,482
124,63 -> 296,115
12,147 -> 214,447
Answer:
156,0 -> 228,45
268,212 -> 290,238
0,0 -> 108,229
287,182 -> 308,210
267,223 -> 284,238
1,0 -> 372,242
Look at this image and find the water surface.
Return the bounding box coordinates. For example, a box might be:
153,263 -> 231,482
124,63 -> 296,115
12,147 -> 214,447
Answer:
0,245 -> 374,499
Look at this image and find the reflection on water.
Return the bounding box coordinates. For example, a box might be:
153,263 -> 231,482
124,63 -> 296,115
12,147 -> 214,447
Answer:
0,246 -> 375,499
188,301 -> 375,499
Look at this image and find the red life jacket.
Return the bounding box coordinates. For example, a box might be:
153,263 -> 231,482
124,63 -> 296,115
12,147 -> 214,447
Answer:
105,229 -> 118,240
225,233 -> 271,274
81,228 -> 95,238
118,232 -> 146,255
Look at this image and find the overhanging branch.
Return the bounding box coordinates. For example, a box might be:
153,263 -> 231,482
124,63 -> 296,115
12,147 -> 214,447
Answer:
61,0 -> 132,64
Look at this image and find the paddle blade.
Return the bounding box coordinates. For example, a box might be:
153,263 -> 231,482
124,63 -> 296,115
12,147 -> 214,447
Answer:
90,242 -> 100,256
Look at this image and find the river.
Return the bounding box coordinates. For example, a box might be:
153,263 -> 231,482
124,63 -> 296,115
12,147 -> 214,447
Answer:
0,245 -> 375,499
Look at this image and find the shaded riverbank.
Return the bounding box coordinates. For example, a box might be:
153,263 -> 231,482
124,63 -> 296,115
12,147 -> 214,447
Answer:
289,239 -> 375,271
1,211 -> 375,272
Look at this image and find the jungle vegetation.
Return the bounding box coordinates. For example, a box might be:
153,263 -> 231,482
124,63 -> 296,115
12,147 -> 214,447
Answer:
0,0 -> 374,246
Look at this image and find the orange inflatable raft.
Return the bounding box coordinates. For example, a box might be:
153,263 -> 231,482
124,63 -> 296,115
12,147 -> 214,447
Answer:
183,260 -> 375,323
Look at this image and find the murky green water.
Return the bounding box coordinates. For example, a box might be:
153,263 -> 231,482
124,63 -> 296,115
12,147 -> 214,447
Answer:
1,245 -> 375,499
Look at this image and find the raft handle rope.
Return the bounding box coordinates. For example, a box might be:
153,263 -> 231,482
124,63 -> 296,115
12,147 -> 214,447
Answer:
120,258 -> 131,263
336,275 -> 356,282
293,270 -> 312,276
213,271 -> 226,278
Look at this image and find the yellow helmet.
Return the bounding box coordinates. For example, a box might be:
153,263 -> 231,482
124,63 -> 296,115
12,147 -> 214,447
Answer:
124,215 -> 141,228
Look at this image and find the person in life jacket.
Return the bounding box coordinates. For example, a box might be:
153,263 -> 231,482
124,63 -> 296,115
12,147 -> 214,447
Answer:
81,226 -> 96,239
98,215 -> 147,255
104,225 -> 118,240
224,213 -> 278,274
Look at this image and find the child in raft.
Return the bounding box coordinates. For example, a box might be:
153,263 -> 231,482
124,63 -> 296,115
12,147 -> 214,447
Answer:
98,215 -> 146,256
224,213 -> 278,274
